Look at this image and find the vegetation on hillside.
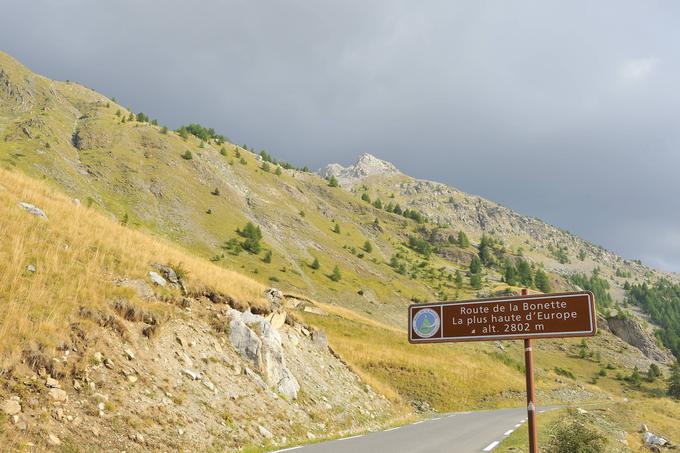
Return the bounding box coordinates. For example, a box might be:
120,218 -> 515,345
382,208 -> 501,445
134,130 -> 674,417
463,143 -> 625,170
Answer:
570,268 -> 614,312
627,279 -> 680,361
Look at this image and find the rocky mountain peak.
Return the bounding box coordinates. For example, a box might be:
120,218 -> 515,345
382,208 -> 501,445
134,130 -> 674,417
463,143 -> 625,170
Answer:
319,153 -> 400,186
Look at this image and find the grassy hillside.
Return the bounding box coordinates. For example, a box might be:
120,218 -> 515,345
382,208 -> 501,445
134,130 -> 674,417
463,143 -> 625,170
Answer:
0,166 -> 266,366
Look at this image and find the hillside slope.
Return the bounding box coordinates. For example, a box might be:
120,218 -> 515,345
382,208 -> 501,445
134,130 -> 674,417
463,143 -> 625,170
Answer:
3,49 -> 678,368
2,50 -> 680,451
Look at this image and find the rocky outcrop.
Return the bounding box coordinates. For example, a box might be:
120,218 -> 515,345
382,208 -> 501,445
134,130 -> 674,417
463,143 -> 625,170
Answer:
319,153 -> 400,186
228,308 -> 300,399
606,316 -> 674,364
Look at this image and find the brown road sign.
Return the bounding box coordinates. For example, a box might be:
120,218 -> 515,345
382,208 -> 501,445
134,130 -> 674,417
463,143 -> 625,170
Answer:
408,291 -> 596,344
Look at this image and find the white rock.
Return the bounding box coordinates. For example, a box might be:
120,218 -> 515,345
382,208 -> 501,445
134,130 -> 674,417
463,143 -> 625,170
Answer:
643,431 -> 668,446
124,348 -> 136,360
270,311 -> 287,330
202,380 -> 216,392
1,399 -> 21,416
48,388 -> 68,402
182,369 -> 201,380
26,264 -> 36,273
47,433 -> 61,446
45,377 -> 60,388
18,202 -> 48,220
148,271 -> 166,286
258,425 -> 273,439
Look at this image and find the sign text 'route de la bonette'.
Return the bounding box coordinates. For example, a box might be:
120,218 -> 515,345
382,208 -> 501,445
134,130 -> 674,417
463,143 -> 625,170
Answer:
409,290 -> 596,343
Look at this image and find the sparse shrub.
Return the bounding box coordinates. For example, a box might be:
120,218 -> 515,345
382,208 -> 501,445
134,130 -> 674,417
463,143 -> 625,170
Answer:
361,192 -> 371,203
161,126 -> 168,134
647,363 -> 661,382
220,146 -> 227,156
668,363 -> 680,399
457,230 -> 470,248
333,223 -> 341,234
554,367 -> 575,379
263,250 -> 272,263
328,175 -> 339,187
181,150 -> 193,160
329,265 -> 342,282
239,157 -> 247,165
275,166 -> 282,176
211,188 -> 220,196
311,257 -> 320,270
544,410 -> 607,453
261,162 -> 271,172
363,240 -> 373,253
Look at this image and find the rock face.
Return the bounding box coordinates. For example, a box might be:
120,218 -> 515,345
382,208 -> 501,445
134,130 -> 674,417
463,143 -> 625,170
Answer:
606,316 -> 674,364
319,153 -> 400,186
228,309 -> 300,399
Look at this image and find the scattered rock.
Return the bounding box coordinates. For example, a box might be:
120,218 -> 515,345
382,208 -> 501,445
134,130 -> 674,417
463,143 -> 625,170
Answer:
182,369 -> 201,380
495,341 -> 505,352
47,433 -> 61,446
26,264 -> 36,273
18,202 -> 48,220
127,375 -> 138,384
258,425 -> 273,439
48,388 -> 68,402
270,311 -> 287,330
643,431 -> 668,447
1,399 -> 21,416
131,433 -> 145,444
104,358 -> 114,369
265,288 -> 284,307
123,348 -> 136,360
152,263 -> 179,285
277,368 -> 300,400
312,330 -> 328,348
93,352 -> 103,364
45,377 -> 60,388
202,380 -> 216,392
410,400 -> 434,413
149,271 -> 167,287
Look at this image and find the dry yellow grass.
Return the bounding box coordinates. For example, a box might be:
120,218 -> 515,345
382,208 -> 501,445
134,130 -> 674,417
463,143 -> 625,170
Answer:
0,167 -> 265,366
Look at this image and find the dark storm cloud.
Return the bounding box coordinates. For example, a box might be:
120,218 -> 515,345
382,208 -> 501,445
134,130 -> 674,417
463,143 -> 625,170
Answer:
2,1 -> 680,271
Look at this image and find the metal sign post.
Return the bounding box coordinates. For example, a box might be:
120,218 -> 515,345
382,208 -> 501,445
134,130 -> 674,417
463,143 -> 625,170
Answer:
521,290 -> 538,453
408,289 -> 597,453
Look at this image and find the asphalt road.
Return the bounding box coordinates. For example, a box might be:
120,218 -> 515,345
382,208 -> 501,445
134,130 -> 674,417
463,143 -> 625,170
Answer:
270,407 -> 555,453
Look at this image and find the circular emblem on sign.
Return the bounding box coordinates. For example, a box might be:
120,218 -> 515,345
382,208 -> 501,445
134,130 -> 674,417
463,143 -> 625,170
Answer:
413,308 -> 440,338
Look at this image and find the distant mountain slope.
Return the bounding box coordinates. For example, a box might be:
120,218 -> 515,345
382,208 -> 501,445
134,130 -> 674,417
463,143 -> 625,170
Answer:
0,50 -> 675,360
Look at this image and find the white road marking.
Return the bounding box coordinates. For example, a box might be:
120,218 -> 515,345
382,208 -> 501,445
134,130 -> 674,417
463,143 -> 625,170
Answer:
270,447 -> 301,453
338,435 -> 362,441
539,410 -> 545,413
514,424 -> 521,428
483,440 -> 500,451
503,429 -> 514,436
448,414 -> 457,418
431,417 -> 441,421
384,427 -> 399,432
413,421 -> 424,425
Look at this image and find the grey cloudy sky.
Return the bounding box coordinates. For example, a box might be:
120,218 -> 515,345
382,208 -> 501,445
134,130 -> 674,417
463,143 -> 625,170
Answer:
2,1 -> 680,272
